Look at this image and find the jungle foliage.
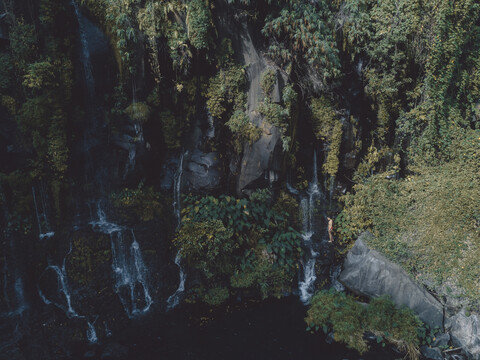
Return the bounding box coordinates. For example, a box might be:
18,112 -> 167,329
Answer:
173,190 -> 302,304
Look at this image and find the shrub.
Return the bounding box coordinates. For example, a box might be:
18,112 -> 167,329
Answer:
186,0 -> 211,50
306,290 -> 422,359
125,102 -> 151,123
225,110 -> 262,153
260,69 -> 277,98
173,190 -> 303,303
206,64 -> 246,119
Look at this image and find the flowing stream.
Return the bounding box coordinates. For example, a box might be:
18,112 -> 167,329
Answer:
166,152 -> 186,310
38,239 -> 79,319
298,151 -> 323,304
90,203 -> 152,318
32,184 -> 54,240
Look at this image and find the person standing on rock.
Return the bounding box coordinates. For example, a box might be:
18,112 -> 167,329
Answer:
327,217 -> 334,243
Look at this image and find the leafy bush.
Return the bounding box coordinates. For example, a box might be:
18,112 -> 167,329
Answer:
225,110 -> 262,153
206,64 -> 246,119
306,290 -> 422,359
125,102 -> 151,123
186,0 -> 211,50
203,287 -> 230,305
260,69 -> 277,99
173,220 -> 235,278
174,190 -> 303,304
262,0 -> 340,84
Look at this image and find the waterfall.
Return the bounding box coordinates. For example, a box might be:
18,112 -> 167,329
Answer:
173,152 -> 184,223
72,0 -> 94,99
206,112 -> 215,139
329,264 -> 345,292
32,185 -> 55,240
32,186 -> 42,235
90,202 -> 152,318
286,179 -> 299,195
39,240 -> 79,319
1,235 -> 28,317
104,322 -> 112,337
166,152 -> 186,310
298,150 -> 322,304
87,322 -> 98,344
39,265 -> 78,318
166,253 -> 185,310
2,268 -> 27,318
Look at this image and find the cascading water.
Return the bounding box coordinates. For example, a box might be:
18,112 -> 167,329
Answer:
32,185 -> 55,240
87,321 -> 98,344
90,203 -> 152,317
72,0 -> 94,100
166,152 -> 186,310
38,241 -> 79,318
298,150 -> 322,304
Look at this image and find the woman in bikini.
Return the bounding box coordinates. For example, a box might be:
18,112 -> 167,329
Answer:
327,217 -> 334,243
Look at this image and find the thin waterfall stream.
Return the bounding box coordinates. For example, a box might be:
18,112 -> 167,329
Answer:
166,152 -> 186,310
298,150 -> 323,304
90,202 -> 153,318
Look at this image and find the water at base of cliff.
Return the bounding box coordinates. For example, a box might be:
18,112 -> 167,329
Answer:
104,296 -> 398,360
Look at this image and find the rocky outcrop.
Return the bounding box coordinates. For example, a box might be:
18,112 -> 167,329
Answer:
339,232 -> 444,328
446,312 -> 480,360
233,21 -> 283,196
183,150 -> 222,192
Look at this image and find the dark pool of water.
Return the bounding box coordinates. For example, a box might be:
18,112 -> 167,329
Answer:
118,296 -> 402,360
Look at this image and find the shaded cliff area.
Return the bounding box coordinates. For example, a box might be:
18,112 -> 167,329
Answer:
0,0 -> 479,359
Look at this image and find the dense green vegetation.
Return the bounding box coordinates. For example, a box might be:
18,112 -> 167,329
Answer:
1,0 -> 479,354
306,290 -> 423,359
339,127 -> 480,302
173,190 -> 302,304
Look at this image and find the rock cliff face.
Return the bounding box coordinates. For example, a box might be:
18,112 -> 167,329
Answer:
339,232 -> 444,329
233,21 -> 283,196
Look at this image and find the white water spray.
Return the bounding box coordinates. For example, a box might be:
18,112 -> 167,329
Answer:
87,322 -> 98,343
90,202 -> 152,317
298,151 -> 322,304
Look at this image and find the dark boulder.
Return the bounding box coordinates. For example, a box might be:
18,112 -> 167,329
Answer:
183,150 -> 222,192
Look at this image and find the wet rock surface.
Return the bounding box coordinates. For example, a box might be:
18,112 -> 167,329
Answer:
183,150 -> 222,192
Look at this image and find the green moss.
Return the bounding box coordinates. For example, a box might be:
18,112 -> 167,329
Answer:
69,233 -> 111,287
159,110 -> 181,150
